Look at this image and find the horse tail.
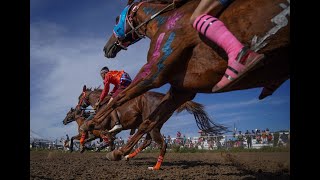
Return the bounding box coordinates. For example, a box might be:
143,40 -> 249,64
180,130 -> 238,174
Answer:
176,101 -> 229,135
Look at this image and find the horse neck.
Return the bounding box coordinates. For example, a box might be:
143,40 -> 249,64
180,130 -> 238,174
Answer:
135,1 -> 197,39
87,90 -> 101,106
75,115 -> 85,127
135,3 -> 169,38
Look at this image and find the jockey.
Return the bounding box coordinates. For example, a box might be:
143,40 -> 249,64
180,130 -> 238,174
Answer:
171,0 -> 265,92
95,66 -> 132,133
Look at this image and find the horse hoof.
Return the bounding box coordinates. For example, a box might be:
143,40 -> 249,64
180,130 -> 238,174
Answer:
124,155 -> 130,161
106,151 -> 115,161
148,166 -> 160,170
106,150 -> 123,161
80,146 -> 85,153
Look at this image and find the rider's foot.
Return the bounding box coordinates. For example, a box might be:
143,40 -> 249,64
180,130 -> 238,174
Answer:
212,47 -> 265,92
108,124 -> 123,133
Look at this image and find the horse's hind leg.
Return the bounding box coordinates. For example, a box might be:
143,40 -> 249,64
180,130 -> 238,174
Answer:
124,133 -> 152,161
147,127 -> 166,170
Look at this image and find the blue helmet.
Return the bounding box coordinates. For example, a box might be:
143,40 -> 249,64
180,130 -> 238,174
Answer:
113,5 -> 130,39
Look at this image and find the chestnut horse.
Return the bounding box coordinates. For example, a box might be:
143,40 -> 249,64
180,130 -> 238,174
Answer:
78,85 -> 225,169
63,108 -> 111,152
98,0 -> 289,165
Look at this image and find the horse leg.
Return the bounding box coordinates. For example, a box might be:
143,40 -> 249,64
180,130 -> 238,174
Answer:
70,134 -> 81,152
147,127 -> 166,170
124,133 -> 152,161
106,87 -> 195,161
105,122 -> 154,161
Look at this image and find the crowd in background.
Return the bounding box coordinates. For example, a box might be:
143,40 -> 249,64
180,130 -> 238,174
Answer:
30,128 -> 290,151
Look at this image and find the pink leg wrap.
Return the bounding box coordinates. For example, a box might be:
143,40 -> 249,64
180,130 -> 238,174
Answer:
193,14 -> 243,62
193,14 -> 264,91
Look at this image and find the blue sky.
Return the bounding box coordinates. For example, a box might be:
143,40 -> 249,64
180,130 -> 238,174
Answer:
30,0 -> 290,140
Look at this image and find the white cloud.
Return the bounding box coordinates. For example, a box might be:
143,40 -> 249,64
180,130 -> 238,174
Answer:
30,21 -> 149,138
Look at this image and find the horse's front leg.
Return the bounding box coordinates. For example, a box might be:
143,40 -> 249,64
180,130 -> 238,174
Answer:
106,87 -> 196,162
70,134 -> 81,152
124,133 -> 152,160
96,32 -> 187,120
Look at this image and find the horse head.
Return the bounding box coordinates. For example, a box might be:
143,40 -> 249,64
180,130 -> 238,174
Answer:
77,85 -> 93,110
103,0 -> 156,58
63,107 -> 76,125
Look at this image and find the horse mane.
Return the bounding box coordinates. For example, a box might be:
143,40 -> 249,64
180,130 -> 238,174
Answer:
93,85 -> 102,91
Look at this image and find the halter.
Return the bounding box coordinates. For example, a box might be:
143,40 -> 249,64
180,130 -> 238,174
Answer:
113,1 -> 175,50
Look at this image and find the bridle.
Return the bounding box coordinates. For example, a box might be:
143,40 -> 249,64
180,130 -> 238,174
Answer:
113,1 -> 175,50
77,91 -> 93,109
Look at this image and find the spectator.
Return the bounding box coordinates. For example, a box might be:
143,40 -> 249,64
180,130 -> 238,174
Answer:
267,133 -> 273,144
237,131 -> 244,147
261,130 -> 267,144
279,132 -> 288,146
183,135 -> 187,145
245,130 -> 252,148
256,130 -> 261,144
251,130 -> 256,139
266,128 -> 270,135
177,131 -> 181,138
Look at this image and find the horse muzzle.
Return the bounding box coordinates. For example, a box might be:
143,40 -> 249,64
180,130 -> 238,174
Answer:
104,41 -> 125,58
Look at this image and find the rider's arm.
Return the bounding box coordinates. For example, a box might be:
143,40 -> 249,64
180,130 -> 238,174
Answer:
99,75 -> 110,102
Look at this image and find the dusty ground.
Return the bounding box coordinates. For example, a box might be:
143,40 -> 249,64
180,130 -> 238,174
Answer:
30,150 -> 290,180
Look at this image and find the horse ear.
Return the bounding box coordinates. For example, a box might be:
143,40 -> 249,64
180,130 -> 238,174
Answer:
127,0 -> 134,5
83,85 -> 86,92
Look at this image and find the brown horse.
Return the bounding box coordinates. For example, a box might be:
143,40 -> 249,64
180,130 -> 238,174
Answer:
98,0 -> 289,163
63,107 -> 111,152
79,85 -> 224,169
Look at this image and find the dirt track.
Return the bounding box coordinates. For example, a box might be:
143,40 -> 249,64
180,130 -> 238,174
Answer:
30,151 -> 290,179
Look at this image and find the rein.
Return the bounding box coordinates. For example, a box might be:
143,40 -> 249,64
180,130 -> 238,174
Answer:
78,91 -> 93,108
